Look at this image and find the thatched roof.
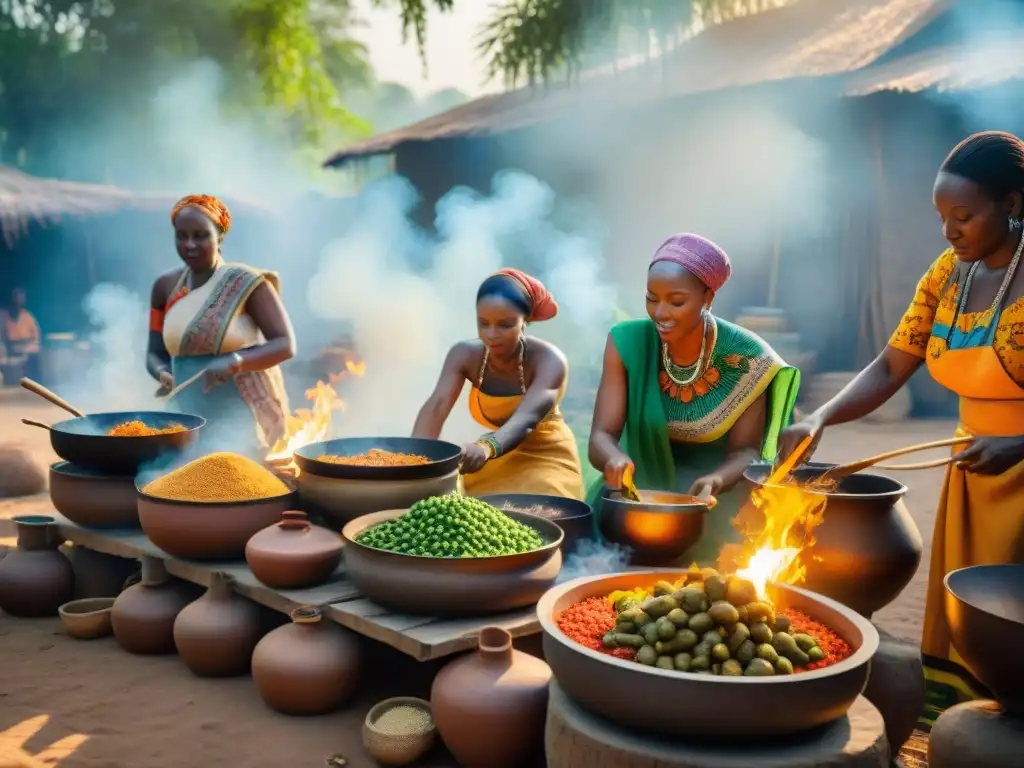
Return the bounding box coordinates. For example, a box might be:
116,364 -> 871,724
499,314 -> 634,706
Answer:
0,166 -> 174,245
324,0 -> 951,167
844,32 -> 1024,95
0,166 -> 277,246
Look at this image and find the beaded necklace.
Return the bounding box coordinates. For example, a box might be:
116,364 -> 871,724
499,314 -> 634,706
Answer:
661,314 -> 718,386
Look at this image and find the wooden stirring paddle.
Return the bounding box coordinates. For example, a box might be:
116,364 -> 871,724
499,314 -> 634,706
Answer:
819,436 -> 973,483
19,378 -> 85,418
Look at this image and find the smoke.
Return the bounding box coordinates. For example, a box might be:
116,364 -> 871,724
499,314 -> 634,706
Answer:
556,538 -> 634,585
307,169 -> 619,443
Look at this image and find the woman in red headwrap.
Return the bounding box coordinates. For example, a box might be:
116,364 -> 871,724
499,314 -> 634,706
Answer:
412,269 -> 584,499
146,194 -> 295,456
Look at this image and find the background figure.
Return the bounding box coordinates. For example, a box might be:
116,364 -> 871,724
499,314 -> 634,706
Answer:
0,288 -> 43,382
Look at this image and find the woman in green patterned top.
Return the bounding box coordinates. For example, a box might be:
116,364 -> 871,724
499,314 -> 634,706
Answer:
588,233 -> 801,563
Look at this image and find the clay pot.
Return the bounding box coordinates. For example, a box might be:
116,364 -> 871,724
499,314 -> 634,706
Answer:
743,464 -> 923,617
173,572 -> 264,677
49,461 -> 139,528
245,511 -> 342,589
111,556 -> 198,654
0,515 -> 74,616
431,626 -> 552,768
251,606 -> 361,715
62,545 -> 138,599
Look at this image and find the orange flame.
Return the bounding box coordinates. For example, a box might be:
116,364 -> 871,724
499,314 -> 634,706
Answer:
720,437 -> 826,599
264,357 -> 366,462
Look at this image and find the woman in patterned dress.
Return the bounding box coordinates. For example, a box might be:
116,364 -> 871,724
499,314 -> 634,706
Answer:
146,194 -> 294,457
588,233 -> 801,563
778,131 -> 1024,727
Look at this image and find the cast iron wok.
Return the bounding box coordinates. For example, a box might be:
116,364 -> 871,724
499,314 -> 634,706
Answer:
294,436 -> 462,481
20,377 -> 205,474
23,412 -> 205,475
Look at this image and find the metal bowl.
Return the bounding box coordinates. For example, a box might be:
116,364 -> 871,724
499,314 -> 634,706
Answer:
537,570 -> 878,739
294,437 -> 462,481
341,508 -> 564,616
945,564 -> 1024,714
598,489 -> 708,564
477,493 -> 593,555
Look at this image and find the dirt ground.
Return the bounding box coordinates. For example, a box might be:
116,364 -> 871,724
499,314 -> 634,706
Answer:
0,389 -> 955,766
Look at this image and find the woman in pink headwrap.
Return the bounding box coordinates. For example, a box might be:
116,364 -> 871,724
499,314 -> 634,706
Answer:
588,233 -> 800,563
412,268 -> 584,499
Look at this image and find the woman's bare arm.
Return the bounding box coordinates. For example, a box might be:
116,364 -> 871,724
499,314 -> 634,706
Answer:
412,343 -> 471,439
146,272 -> 177,381
815,346 -> 923,426
237,282 -> 297,372
589,334 -> 630,472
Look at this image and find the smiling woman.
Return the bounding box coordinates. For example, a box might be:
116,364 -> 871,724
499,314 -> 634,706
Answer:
146,194 -> 296,457
411,268 -> 584,499
586,233 -> 800,563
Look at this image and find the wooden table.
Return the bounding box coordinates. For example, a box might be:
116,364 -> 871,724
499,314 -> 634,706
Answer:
51,511 -> 541,662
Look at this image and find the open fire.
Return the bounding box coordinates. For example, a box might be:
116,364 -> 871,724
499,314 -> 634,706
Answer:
264,357 -> 365,463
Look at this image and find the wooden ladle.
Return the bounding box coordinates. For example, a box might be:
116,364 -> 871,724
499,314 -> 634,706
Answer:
20,378 -> 85,418
818,436 -> 974,483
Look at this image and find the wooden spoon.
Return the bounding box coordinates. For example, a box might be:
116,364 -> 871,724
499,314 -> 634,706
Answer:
19,378 -> 85,418
820,436 -> 972,482
159,367 -> 208,400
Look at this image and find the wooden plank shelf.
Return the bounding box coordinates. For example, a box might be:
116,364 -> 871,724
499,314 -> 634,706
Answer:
50,510 -> 540,662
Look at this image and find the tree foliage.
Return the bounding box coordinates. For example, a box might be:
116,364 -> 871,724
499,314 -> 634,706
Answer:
381,0 -> 787,86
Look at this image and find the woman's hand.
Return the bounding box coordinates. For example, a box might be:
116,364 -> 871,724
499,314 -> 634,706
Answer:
203,353 -> 242,392
460,441 -> 491,474
603,452 -> 635,492
953,436 -> 1024,475
158,369 -> 174,390
777,414 -> 825,465
688,475 -> 723,499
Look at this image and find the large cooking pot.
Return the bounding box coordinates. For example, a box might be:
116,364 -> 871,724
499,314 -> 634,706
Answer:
743,462 -> 923,617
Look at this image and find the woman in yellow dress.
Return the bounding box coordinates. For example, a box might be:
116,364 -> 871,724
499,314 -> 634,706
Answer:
778,131 -> 1024,727
412,268 -> 584,499
146,194 -> 295,457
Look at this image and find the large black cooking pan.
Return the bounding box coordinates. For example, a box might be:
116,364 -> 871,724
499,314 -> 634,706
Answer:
294,436 -> 462,481
20,378 -> 204,475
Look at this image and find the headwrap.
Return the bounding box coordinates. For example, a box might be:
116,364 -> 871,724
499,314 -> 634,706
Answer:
494,268 -> 559,322
650,233 -> 732,293
171,194 -> 232,235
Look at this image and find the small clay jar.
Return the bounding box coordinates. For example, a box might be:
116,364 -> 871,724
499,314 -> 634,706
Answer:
173,572 -> 264,677
245,511 -> 342,589
111,555 -> 197,655
251,605 -> 361,715
0,515 -> 74,617
431,627 -> 551,768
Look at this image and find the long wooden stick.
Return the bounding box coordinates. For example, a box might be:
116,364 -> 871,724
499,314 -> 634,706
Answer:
159,367 -> 207,400
19,378 -> 85,418
826,436 -> 970,480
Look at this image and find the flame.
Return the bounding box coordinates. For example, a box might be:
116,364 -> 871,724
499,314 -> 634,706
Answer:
720,438 -> 827,599
264,356 -> 365,462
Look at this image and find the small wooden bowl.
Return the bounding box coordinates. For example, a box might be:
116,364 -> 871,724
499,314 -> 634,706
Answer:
362,697 -> 436,766
58,597 -> 115,640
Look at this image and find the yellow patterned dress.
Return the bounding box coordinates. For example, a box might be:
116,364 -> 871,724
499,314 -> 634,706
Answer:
889,247 -> 1024,728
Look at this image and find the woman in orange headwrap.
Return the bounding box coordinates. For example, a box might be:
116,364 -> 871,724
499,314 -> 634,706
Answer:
412,269 -> 584,499
146,194 -> 295,456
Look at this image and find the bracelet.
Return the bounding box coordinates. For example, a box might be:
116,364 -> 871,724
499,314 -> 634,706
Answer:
228,352 -> 244,374
476,434 -> 501,459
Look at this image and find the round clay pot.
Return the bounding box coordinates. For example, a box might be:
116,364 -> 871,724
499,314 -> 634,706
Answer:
0,515 -> 75,617
251,605 -> 361,716
430,626 -> 552,768
297,469 -> 459,530
743,464 -> 922,617
173,572 -> 264,677
111,556 -> 198,655
49,461 -> 139,528
137,489 -> 296,560
245,511 -> 342,589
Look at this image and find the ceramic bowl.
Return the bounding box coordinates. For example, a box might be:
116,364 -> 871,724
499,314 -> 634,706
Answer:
537,570 -> 879,739
59,597 -> 116,639
342,508 -> 563,616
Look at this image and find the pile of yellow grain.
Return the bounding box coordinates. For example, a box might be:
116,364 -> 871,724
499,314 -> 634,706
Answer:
316,448 -> 430,467
142,452 -> 289,503
108,420 -> 187,437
